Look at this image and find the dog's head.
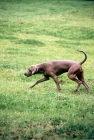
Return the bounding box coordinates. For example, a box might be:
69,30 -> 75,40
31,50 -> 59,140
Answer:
24,65 -> 38,77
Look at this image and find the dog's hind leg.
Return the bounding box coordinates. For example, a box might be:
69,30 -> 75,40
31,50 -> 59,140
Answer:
77,72 -> 90,93
68,73 -> 82,92
68,66 -> 83,92
74,82 -> 82,92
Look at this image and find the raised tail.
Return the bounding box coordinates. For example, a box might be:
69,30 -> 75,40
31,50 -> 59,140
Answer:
77,50 -> 87,65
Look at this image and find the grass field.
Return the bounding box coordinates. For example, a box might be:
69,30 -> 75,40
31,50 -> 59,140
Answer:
0,0 -> 94,139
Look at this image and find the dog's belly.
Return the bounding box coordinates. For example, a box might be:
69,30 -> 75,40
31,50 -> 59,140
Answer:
55,69 -> 68,76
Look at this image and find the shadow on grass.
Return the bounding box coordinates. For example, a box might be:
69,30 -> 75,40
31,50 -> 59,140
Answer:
17,39 -> 44,46
0,33 -> 45,46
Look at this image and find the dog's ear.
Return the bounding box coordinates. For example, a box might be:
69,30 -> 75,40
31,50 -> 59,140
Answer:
31,66 -> 38,74
32,68 -> 36,74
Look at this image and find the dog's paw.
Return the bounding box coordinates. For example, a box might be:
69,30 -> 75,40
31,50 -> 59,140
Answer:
59,79 -> 63,84
29,86 -> 33,89
74,89 -> 78,93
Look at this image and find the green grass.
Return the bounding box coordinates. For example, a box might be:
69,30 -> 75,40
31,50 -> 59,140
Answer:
0,0 -> 94,139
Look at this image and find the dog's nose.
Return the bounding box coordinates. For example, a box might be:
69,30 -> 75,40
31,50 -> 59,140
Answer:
24,73 -> 26,76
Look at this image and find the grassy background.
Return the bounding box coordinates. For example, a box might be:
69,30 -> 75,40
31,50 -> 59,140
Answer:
0,0 -> 94,139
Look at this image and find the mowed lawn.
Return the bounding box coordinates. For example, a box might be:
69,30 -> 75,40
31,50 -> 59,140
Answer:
0,0 -> 94,139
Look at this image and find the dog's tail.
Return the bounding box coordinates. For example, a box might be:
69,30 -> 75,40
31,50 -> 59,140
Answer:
77,50 -> 87,65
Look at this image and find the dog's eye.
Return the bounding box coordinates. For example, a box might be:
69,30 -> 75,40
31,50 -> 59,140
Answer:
28,69 -> 32,72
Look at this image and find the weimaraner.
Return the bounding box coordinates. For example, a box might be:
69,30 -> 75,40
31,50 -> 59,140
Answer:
24,50 -> 89,93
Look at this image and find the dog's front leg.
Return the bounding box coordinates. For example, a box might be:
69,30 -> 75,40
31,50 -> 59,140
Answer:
50,73 -> 61,91
30,76 -> 49,89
